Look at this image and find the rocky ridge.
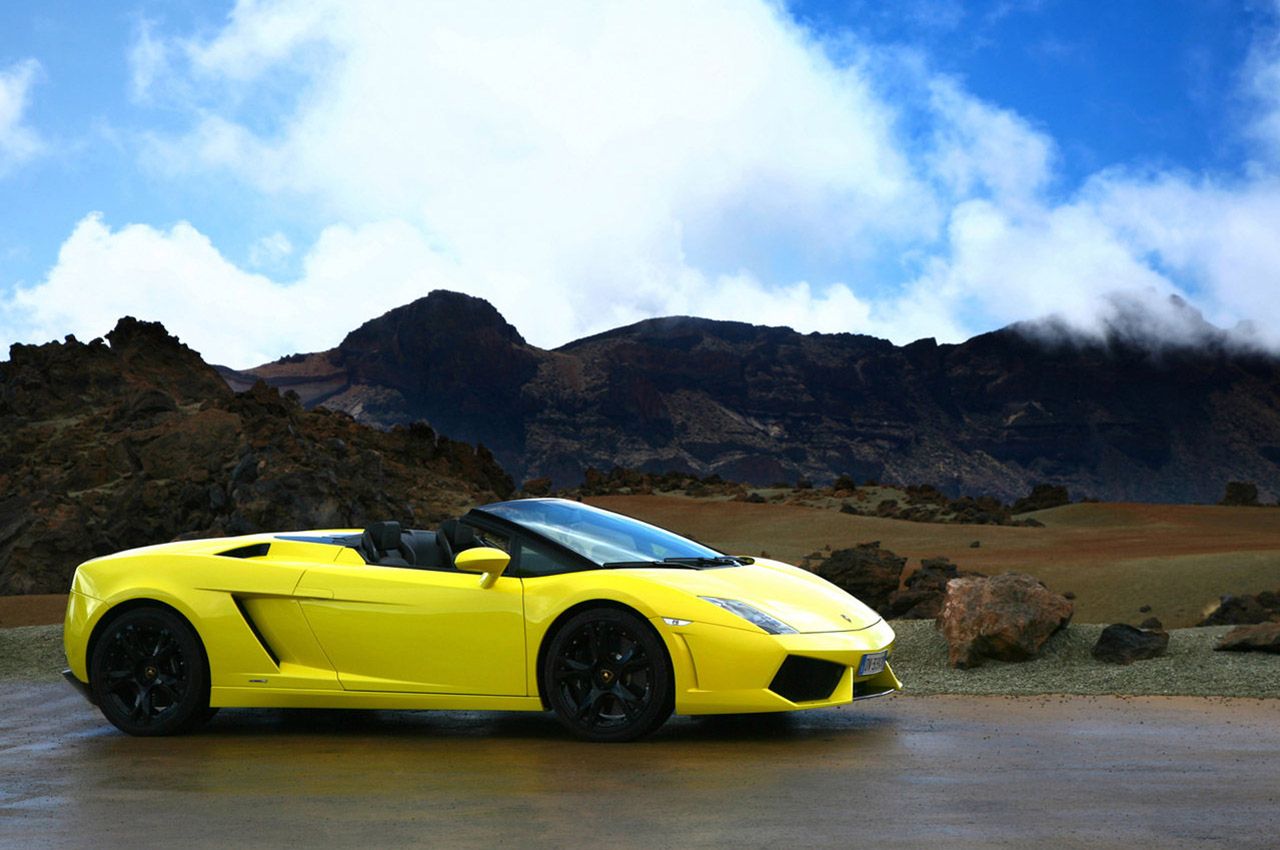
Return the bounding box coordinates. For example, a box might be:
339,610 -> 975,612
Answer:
221,290 -> 1280,503
0,318 -> 513,594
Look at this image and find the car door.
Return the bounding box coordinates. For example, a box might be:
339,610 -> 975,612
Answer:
293,561 -> 526,695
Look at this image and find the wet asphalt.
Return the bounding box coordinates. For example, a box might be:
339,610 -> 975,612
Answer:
0,683 -> 1276,849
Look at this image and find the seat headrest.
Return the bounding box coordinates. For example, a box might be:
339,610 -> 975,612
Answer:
365,521 -> 402,551
454,524 -> 476,548
439,519 -> 477,550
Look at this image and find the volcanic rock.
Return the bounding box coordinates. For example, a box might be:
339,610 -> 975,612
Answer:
1214,623 -> 1280,653
936,573 -> 1074,669
1011,484 -> 1071,514
1198,591 -> 1280,626
888,557 -> 976,619
813,542 -> 906,618
0,319 -> 514,594
1091,623 -> 1169,664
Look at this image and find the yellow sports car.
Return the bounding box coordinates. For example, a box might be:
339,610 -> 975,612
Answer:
63,499 -> 900,741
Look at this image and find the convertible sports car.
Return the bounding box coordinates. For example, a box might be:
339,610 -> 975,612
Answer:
63,498 -> 900,741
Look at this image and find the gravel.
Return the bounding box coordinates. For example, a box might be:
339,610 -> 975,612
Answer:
890,619 -> 1280,698
0,625 -> 66,682
6,621 -> 1279,697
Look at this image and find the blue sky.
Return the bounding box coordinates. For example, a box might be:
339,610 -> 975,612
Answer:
2,1 -> 1279,366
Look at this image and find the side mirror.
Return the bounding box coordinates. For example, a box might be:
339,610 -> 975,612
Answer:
454,547 -> 511,589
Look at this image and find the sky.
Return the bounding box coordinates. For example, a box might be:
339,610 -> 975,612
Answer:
1,0 -> 1279,368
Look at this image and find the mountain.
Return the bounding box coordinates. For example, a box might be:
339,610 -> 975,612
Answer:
219,290 -> 1280,503
0,317 -> 513,594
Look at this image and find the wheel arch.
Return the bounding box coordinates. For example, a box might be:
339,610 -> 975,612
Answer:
85,598 -> 211,694
533,599 -> 672,710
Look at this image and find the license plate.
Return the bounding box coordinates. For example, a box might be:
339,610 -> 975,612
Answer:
858,651 -> 887,676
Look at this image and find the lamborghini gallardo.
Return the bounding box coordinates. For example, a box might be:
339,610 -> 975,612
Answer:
63,498 -> 900,741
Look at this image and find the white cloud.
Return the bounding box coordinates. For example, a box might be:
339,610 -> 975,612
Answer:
5,213 -> 463,366
125,0 -> 937,355
248,231 -> 293,269
6,1 -> 1280,365
0,58 -> 44,175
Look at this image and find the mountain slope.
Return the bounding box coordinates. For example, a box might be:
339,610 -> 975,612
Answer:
221,291 -> 1280,503
0,317 -> 513,594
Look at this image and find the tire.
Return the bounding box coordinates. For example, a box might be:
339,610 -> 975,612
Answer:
89,606 -> 212,737
543,607 -> 673,742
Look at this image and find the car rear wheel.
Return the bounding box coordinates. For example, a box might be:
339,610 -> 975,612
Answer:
90,606 -> 213,736
544,607 -> 673,742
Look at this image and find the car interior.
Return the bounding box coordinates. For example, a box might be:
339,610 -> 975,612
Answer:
354,519 -> 489,571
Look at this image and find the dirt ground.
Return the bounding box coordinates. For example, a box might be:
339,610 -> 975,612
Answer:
2,683 -> 1275,850
0,594 -> 66,628
589,496 -> 1280,628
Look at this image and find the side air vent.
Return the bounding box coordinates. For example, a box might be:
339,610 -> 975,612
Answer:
769,656 -> 845,703
232,597 -> 280,667
217,543 -> 271,559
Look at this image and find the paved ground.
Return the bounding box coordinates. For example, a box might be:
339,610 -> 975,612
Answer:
1,683 -> 1275,849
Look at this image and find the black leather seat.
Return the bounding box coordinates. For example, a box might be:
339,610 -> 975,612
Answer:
358,521 -> 413,567
403,531 -> 446,569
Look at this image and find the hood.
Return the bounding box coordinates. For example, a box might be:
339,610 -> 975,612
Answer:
621,559 -> 882,634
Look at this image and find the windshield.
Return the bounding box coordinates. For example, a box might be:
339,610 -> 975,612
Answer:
474,499 -> 727,566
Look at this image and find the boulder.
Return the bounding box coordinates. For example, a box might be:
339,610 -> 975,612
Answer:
936,573 -> 1074,669
814,542 -> 906,618
1214,623 -> 1280,653
889,557 -> 975,619
1198,591 -> 1280,626
1091,623 -> 1169,664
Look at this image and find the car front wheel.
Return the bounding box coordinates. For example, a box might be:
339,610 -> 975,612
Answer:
544,607 -> 673,742
89,606 -> 213,736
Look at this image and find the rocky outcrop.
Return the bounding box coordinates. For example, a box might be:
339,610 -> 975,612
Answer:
1091,623 -> 1169,664
223,290 -> 1280,502
1214,623 -> 1280,653
1198,590 -> 1280,626
0,319 -> 514,594
1219,481 -> 1260,506
812,542 -> 906,617
936,573 -> 1074,669
1011,484 -> 1071,514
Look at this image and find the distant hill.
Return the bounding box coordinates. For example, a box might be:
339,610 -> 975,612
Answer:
0,317 -> 513,594
219,290 -> 1280,503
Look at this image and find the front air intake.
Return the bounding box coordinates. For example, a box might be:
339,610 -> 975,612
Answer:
768,655 -> 845,703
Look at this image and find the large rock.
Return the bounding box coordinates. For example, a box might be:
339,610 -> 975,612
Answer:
813,542 -> 906,618
937,573 -> 1074,669
1214,623 -> 1280,653
888,557 -> 975,619
1091,623 -> 1169,664
1198,590 -> 1280,626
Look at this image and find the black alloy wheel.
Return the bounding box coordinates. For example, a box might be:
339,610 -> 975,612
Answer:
89,606 -> 213,736
544,607 -> 673,742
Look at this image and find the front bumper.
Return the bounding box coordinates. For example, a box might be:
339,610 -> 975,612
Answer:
658,617 -> 902,715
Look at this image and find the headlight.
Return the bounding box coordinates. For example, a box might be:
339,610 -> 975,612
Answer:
699,597 -> 797,634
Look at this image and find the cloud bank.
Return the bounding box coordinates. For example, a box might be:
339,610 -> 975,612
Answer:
4,1 -> 1280,366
